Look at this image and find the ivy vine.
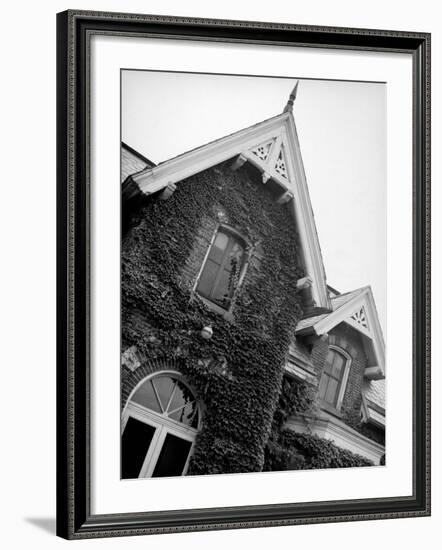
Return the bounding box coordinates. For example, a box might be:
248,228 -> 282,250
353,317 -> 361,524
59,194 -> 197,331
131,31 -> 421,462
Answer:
263,376 -> 373,470
122,161 -> 304,474
122,159 -> 373,474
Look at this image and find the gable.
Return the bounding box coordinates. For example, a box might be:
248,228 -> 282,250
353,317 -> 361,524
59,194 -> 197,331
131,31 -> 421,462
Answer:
125,111 -> 331,312
296,286 -> 385,379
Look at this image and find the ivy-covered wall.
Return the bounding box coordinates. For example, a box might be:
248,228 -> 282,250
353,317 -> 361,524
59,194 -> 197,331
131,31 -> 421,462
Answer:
263,376 -> 374,471
262,320 -> 384,470
121,160 -> 305,475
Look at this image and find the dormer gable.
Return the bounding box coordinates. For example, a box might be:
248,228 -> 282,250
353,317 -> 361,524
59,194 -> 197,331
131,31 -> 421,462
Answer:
296,286 -> 385,380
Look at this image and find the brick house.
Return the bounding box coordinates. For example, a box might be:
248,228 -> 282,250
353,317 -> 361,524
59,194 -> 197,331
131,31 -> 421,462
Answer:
120,85 -> 385,479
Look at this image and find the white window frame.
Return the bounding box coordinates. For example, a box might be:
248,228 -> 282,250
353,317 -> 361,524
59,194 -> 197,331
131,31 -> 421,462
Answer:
122,371 -> 201,478
319,345 -> 352,411
193,223 -> 251,315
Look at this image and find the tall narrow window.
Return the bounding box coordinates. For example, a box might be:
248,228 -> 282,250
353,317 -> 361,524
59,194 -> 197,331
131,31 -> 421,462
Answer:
318,347 -> 350,409
196,228 -> 245,310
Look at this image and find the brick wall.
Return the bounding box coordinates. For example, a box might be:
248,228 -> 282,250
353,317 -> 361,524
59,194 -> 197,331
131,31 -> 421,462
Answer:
309,322 -> 384,444
120,159 -> 304,473
311,324 -> 367,407
121,161 -> 301,388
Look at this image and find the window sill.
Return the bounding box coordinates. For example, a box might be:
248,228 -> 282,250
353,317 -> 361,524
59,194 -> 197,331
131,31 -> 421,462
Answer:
319,400 -> 343,419
193,293 -> 234,322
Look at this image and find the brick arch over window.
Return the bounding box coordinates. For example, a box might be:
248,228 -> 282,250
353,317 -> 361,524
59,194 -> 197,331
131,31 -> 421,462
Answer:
121,357 -> 185,410
327,333 -> 359,358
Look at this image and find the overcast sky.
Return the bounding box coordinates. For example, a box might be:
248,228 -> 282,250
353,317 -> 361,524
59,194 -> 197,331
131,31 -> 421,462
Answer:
122,70 -> 386,332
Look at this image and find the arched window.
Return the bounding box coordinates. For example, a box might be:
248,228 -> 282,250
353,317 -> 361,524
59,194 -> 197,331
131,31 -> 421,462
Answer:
122,373 -> 201,479
195,227 -> 246,310
318,347 -> 351,410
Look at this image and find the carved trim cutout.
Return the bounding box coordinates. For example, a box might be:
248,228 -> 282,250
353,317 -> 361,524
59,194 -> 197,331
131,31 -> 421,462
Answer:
251,140 -> 275,162
351,306 -> 369,330
274,145 -> 288,179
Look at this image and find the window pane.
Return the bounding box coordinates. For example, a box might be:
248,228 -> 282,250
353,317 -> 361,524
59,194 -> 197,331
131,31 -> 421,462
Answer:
196,229 -> 245,308
121,417 -> 155,479
226,240 -> 244,273
323,349 -> 346,379
323,357 -> 332,375
131,380 -> 161,413
208,231 -> 229,264
196,258 -> 219,298
330,352 -> 345,379
324,378 -> 339,405
167,379 -> 193,414
212,240 -> 244,307
152,433 -> 192,477
169,401 -> 197,426
153,376 -> 176,412
318,372 -> 329,400
212,267 -> 233,307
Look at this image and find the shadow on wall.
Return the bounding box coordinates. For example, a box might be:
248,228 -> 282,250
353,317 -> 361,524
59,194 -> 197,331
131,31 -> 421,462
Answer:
24,517 -> 56,535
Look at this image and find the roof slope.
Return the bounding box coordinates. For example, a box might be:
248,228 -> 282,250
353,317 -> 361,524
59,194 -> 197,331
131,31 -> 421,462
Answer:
296,288 -> 365,332
125,110 -> 331,312
296,285 -> 385,382
363,378 -> 385,409
121,142 -> 156,184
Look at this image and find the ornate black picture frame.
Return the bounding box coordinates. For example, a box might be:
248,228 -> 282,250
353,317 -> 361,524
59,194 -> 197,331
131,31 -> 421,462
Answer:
56,10 -> 431,540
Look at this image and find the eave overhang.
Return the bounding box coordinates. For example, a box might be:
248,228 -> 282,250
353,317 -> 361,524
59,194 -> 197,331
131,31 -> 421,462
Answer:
296,286 -> 385,379
286,415 -> 385,465
128,111 -> 331,311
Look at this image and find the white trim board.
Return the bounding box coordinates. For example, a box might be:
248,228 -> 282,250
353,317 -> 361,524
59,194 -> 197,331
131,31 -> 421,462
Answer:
297,286 -> 385,379
286,416 -> 385,465
129,111 -> 331,311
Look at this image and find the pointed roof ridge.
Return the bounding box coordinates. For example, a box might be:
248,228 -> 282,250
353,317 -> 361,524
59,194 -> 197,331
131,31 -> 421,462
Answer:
331,286 -> 367,301
154,112 -> 284,168
132,82 -> 301,174
126,107 -> 331,312
297,285 -> 374,331
130,110 -> 291,197
330,285 -> 370,309
296,284 -> 385,379
295,286 -> 368,329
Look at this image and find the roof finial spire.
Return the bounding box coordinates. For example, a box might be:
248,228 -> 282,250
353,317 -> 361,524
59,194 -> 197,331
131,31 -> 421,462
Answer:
283,80 -> 299,113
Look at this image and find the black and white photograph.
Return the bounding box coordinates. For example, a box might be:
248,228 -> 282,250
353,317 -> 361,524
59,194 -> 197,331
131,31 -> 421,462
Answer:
120,70 -> 387,479
0,0 -> 436,546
